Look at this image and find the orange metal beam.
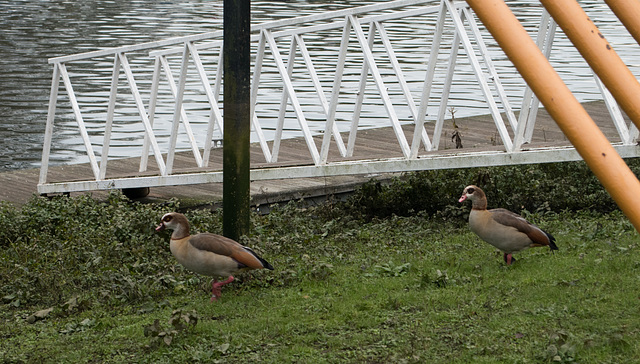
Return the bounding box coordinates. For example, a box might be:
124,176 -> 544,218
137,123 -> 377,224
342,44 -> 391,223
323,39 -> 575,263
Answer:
540,0 -> 640,130
604,0 -> 640,46
464,0 -> 640,232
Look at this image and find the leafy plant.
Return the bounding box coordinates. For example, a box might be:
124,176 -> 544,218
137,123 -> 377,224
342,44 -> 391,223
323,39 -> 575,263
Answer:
332,159 -> 640,221
543,331 -> 577,363
431,269 -> 449,288
143,309 -> 199,347
0,191 -> 184,308
1,162 -> 639,363
369,261 -> 411,277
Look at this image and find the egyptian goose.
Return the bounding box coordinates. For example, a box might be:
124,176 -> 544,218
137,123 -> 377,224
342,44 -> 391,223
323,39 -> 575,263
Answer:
458,185 -> 558,265
156,212 -> 274,300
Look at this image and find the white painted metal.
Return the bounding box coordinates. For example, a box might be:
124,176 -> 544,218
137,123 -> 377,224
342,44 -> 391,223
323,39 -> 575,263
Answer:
250,31 -> 274,163
320,18 -> 353,164
201,44 -> 225,166
99,54 -> 121,180
118,53 -> 167,176
140,57 -> 162,173
263,29 -> 323,164
411,2 -> 447,158
39,64 -> 60,185
375,21 -> 432,155
350,14 -> 412,159
348,22 -> 378,158
165,43 -> 191,175
188,41 -> 220,165
272,35 -> 297,163
37,144 -> 640,195
57,63 -> 100,179
516,9 -> 556,149
515,11 -> 638,148
38,0 -> 640,195
595,73 -> 639,145
445,0 -> 514,151
432,8 -> 462,151
159,53 -> 202,168
462,6 -> 518,133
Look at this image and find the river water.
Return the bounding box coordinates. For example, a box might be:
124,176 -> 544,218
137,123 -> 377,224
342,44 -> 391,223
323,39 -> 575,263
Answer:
0,0 -> 638,171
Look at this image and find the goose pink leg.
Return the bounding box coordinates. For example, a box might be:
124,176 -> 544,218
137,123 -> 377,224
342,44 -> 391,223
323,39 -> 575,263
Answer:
210,276 -> 235,301
504,253 -> 514,265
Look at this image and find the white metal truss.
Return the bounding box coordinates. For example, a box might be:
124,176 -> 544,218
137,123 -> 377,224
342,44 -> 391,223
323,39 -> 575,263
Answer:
514,10 -> 558,149
596,73 -> 639,145
38,0 -> 640,195
514,9 -> 640,149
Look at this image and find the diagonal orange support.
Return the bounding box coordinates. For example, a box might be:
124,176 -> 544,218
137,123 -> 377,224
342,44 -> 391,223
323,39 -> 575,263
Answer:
604,0 -> 640,47
539,0 -> 640,131
464,0 -> 640,233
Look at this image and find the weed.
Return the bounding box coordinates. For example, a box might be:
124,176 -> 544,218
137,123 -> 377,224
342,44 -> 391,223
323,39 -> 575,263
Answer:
334,159 -> 640,221
143,309 -> 199,347
1,163 -> 640,362
369,261 -> 411,277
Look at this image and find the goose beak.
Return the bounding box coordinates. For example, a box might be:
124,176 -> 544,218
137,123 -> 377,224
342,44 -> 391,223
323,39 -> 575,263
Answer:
155,222 -> 166,232
458,195 -> 467,203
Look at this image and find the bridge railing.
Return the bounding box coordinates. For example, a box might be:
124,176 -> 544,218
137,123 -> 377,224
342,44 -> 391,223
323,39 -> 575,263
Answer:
38,0 -> 639,194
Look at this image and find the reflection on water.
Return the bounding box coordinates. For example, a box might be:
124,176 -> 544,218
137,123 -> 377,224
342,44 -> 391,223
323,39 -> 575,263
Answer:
0,0 -> 638,170
0,0 -> 225,170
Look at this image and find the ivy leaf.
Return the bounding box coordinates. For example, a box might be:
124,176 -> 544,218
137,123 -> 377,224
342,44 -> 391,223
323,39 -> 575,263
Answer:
27,307 -> 54,324
63,296 -> 78,312
163,335 -> 173,346
218,343 -> 230,353
144,319 -> 162,337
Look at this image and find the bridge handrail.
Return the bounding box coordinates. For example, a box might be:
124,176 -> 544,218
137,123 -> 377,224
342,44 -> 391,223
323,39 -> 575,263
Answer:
38,0 -> 639,195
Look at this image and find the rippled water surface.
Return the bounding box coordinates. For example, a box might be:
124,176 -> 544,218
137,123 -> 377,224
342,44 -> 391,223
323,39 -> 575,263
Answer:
0,0 -> 638,170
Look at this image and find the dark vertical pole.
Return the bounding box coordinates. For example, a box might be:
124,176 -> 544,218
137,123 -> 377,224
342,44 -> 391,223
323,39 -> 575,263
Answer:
223,0 -> 251,241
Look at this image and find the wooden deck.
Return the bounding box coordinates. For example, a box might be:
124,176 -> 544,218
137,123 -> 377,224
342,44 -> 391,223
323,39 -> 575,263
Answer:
0,100 -> 633,207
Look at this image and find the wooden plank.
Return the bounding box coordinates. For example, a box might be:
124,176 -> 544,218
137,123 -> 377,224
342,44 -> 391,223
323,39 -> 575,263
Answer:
1,100 -> 634,206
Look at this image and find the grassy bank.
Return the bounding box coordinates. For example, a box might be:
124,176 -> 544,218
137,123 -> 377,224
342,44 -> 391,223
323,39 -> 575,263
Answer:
1,162 -> 639,363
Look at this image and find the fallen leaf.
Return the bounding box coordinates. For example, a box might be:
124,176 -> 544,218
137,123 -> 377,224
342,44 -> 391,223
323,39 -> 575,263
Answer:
218,343 -> 230,353
80,318 -> 94,327
27,307 -> 54,324
35,307 -> 54,318
63,296 -> 78,312
163,335 -> 173,346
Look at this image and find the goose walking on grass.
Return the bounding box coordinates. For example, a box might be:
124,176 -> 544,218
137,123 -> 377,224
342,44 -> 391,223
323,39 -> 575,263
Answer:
458,185 -> 558,265
156,212 -> 274,301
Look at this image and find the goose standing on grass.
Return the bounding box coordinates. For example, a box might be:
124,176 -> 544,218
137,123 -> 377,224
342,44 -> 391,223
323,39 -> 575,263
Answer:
458,185 -> 558,265
156,212 -> 274,301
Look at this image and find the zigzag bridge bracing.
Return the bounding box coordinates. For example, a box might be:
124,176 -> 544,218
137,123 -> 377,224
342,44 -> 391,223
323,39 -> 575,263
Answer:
38,0 -> 640,195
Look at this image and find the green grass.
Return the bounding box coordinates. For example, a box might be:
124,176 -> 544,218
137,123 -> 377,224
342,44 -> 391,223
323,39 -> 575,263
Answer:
1,164 -> 640,363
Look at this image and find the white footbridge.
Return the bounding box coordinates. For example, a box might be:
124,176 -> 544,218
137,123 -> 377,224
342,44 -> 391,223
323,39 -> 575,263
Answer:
38,0 -> 640,195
